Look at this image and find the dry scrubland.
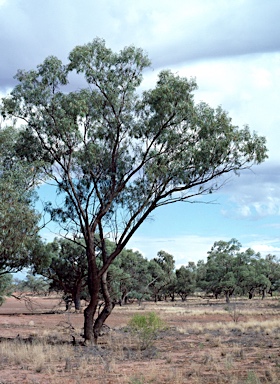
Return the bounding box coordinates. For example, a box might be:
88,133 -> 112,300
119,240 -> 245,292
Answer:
0,295 -> 279,383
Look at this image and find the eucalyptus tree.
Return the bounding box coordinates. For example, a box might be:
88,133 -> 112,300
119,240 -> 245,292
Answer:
1,38 -> 267,343
176,263 -> 197,301
0,273 -> 13,305
35,238 -> 88,311
146,251 -> 176,302
203,239 -> 242,302
16,271 -> 50,296
111,248 -> 151,304
241,253 -> 271,299
265,254 -> 280,296
154,250 -> 176,301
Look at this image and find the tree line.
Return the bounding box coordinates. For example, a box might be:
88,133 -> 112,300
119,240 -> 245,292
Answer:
8,237 -> 280,310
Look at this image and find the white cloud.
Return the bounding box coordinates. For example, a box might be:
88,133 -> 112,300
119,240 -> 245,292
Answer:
127,234 -> 223,266
245,238 -> 280,258
128,232 -> 280,268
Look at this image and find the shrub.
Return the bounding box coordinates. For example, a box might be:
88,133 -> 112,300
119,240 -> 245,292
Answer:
128,312 -> 166,350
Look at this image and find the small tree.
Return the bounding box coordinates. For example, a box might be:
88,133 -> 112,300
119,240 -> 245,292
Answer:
35,238 -> 88,310
1,39 -> 267,342
265,254 -> 280,296
17,272 -> 50,296
153,251 -> 176,301
110,248 -> 151,304
238,252 -> 271,300
0,273 -> 13,305
203,239 -> 241,302
176,263 -> 197,301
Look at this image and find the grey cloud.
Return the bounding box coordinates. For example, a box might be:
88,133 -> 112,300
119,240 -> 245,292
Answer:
1,0 -> 280,92
220,162 -> 280,219
150,1 -> 280,68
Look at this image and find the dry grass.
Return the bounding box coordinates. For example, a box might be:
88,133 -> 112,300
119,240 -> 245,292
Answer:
176,317 -> 280,336
0,296 -> 279,383
0,338 -> 73,373
0,336 -> 279,384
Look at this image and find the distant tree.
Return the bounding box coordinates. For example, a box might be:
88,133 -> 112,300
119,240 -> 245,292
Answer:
110,249 -> 151,304
252,263 -> 271,300
16,271 -> 50,296
156,251 -> 177,301
202,239 -> 276,301
203,239 -> 242,303
0,273 -> 13,305
239,252 -> 271,299
35,238 -> 88,311
1,38 -> 267,343
265,254 -> 280,296
196,259 -> 207,292
176,262 -> 197,301
148,251 -> 175,302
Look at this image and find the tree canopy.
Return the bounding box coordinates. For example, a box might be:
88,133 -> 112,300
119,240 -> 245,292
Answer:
0,38 -> 268,342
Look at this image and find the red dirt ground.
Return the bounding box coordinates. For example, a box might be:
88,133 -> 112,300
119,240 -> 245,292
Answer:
0,295 -> 279,383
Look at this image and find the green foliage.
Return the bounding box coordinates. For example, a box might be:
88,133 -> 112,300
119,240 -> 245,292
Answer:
176,263 -> 197,301
108,248 -> 152,303
34,238 -> 88,310
265,254 -> 280,295
147,251 -> 176,302
0,126 -> 42,274
15,272 -> 50,295
0,273 -> 13,305
201,239 -> 279,302
203,239 -> 242,302
128,312 -> 166,350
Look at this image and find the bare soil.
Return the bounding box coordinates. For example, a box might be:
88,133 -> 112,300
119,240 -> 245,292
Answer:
0,294 -> 279,383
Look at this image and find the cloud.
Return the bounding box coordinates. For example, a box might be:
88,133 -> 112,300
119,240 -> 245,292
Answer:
219,162 -> 280,219
245,237 -> 280,258
128,230 -> 280,268
145,0 -> 280,68
127,234 -> 223,266
1,0 -> 280,92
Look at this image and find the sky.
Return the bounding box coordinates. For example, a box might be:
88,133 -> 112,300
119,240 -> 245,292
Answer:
1,0 -> 280,266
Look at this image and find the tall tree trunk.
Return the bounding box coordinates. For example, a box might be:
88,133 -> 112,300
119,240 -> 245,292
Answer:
225,292 -> 230,304
248,288 -> 254,299
84,238 -> 100,343
73,287 -> 81,311
93,271 -> 115,343
72,281 -> 83,311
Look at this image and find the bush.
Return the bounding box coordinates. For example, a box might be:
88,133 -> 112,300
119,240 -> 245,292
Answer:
128,312 -> 166,350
